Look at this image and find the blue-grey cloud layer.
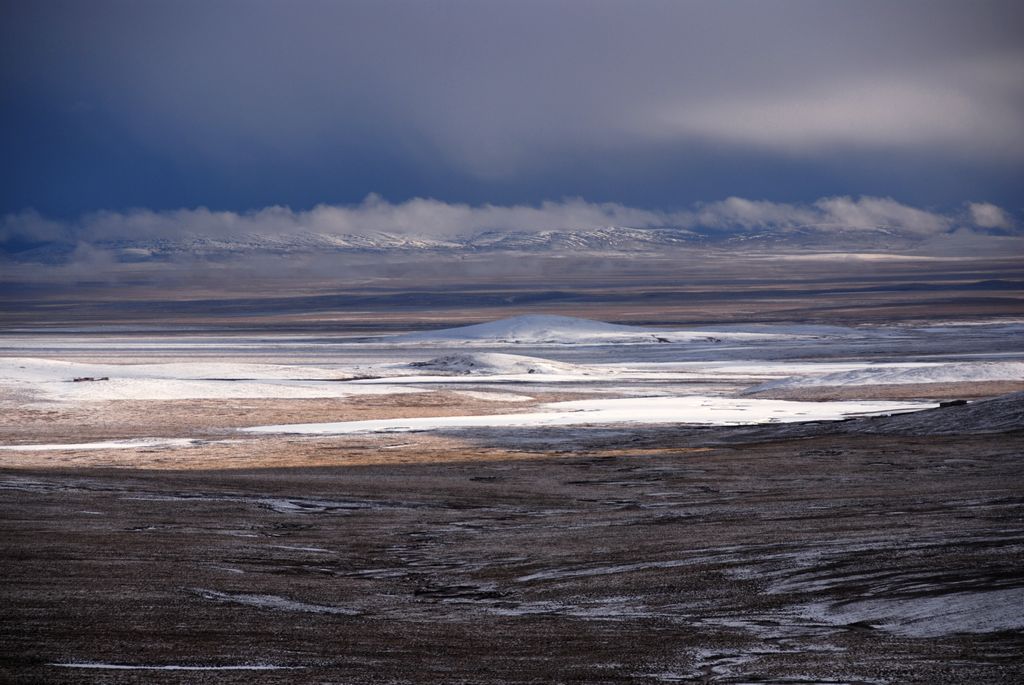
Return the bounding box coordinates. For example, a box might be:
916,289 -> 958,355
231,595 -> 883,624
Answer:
2,0 -> 1022,216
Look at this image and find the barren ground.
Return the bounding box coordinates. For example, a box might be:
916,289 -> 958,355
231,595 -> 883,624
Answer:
2,414 -> 1023,683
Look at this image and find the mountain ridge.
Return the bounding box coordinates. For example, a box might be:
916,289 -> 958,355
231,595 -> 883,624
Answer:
1,224 -> 933,264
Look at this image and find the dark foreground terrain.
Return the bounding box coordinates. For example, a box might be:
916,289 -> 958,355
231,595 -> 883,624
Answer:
2,402 -> 1023,684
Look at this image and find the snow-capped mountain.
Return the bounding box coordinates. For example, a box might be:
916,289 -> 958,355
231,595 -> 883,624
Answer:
3,223 -> 930,264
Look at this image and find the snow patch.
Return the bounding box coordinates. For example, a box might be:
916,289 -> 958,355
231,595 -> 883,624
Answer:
799,587 -> 1024,637
751,361 -> 1024,391
242,395 -> 934,435
195,588 -> 359,615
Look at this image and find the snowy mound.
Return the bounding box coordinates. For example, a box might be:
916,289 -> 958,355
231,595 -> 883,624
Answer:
408,352 -> 581,375
391,317 -> 704,348
751,361 -> 1024,392
396,315 -> 655,344
392,315 -> 821,346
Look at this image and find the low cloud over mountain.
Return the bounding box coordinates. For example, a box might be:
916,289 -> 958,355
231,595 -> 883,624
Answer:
2,195 -> 1015,247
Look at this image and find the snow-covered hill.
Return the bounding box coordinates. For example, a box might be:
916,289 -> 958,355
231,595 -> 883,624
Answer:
408,352 -> 583,375
465,227 -> 699,251
392,314 -> 826,346
395,315 -> 659,345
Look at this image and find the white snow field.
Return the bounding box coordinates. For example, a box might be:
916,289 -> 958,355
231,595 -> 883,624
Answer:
0,358 -> 422,401
3,315 -> 1020,445
0,346 -> 940,404
242,395 -> 933,435
749,361 -> 1024,392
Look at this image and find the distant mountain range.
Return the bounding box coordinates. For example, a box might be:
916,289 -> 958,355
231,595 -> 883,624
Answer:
1,224 -> 929,264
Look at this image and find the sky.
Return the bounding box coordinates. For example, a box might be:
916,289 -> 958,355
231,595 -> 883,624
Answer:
1,0 -> 1022,234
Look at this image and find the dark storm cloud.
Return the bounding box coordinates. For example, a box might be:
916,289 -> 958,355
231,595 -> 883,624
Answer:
1,0 -> 1022,216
